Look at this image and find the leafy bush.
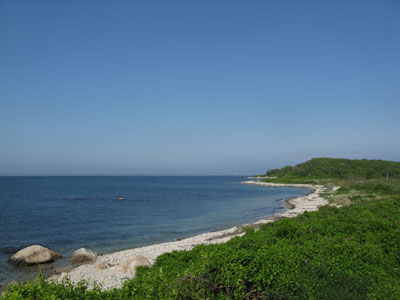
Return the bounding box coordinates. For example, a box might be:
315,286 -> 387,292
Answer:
351,182 -> 400,195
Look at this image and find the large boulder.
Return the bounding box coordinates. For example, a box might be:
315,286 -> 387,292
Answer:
113,255 -> 151,273
9,245 -> 61,266
69,248 -> 97,264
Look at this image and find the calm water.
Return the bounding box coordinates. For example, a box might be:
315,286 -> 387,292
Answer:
0,176 -> 309,285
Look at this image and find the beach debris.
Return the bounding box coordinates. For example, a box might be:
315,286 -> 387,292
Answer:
69,248 -> 97,264
9,245 -> 62,266
113,255 -> 150,273
117,197 -> 124,200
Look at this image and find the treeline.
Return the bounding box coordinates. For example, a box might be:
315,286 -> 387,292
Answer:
266,158 -> 400,180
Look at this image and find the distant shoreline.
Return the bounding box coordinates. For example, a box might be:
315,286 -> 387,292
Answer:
51,180 -> 336,290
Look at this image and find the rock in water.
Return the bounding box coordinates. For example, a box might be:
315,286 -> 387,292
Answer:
9,245 -> 61,266
69,248 -> 97,264
114,255 -> 151,273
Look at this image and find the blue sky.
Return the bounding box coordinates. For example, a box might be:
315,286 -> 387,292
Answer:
0,0 -> 399,175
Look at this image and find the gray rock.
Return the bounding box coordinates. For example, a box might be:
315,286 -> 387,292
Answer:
69,248 -> 97,264
9,245 -> 61,266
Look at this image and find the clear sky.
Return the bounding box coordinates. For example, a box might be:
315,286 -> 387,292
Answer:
0,0 -> 399,175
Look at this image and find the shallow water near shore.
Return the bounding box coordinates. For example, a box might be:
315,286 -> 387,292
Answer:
0,176 -> 309,285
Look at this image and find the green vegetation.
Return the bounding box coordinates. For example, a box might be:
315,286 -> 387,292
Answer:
263,158 -> 400,207
265,158 -> 400,181
2,158 -> 400,299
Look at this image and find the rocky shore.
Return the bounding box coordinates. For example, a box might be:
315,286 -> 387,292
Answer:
44,180 -> 338,290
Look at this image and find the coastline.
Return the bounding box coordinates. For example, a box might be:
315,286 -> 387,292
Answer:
51,181 -> 337,290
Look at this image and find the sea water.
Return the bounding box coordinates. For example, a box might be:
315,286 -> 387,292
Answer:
0,176 -> 309,285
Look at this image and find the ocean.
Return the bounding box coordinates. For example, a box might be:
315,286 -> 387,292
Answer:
0,176 -> 309,286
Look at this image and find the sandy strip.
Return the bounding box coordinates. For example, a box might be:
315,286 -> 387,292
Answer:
51,181 -> 337,290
